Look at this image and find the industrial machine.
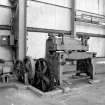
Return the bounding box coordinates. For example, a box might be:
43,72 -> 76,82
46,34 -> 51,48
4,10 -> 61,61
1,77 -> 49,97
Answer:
13,33 -> 96,92
45,34 -> 95,85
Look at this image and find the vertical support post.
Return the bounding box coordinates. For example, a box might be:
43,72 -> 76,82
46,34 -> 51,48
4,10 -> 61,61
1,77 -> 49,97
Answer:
17,0 -> 27,60
103,0 -> 105,57
91,59 -> 95,80
71,0 -> 75,37
103,1 -> 105,24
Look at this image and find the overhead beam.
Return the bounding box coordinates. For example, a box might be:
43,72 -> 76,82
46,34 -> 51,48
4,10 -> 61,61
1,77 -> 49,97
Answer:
27,27 -> 71,35
0,25 -> 71,35
77,32 -> 105,38
0,25 -> 10,30
0,25 -> 105,38
0,4 -> 11,9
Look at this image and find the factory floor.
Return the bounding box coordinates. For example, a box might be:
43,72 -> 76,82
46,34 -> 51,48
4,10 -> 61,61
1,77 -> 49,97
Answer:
55,74 -> 105,105
0,58 -> 105,105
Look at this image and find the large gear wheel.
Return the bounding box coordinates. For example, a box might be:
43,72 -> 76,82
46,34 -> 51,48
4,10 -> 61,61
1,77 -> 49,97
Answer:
34,58 -> 59,92
34,58 -> 51,92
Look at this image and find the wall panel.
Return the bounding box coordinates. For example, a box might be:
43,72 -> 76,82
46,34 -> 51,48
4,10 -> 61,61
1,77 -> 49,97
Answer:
27,1 -> 71,31
0,0 -> 11,6
27,32 -> 48,59
76,24 -> 105,35
0,7 -> 11,25
88,37 -> 105,57
76,0 -> 104,14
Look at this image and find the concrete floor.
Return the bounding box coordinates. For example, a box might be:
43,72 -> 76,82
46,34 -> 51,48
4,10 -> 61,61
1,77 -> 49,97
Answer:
54,74 -> 105,105
0,58 -> 105,105
0,84 -> 63,105
93,58 -> 105,74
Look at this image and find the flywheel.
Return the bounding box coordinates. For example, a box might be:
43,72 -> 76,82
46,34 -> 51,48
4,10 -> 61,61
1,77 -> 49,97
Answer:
34,58 -> 51,92
34,58 -> 59,92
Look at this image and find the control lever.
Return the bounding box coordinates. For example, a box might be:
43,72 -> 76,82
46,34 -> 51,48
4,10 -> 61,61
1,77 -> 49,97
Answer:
61,34 -> 64,45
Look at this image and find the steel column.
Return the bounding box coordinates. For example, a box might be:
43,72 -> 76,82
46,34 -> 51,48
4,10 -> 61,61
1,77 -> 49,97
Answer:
71,0 -> 75,37
17,0 -> 27,60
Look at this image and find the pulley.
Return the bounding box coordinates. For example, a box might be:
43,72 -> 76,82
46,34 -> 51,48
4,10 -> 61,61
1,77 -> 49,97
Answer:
34,58 -> 51,92
34,58 -> 59,92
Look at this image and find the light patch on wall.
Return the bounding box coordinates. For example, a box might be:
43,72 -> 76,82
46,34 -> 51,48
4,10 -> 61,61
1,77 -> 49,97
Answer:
27,32 -> 48,59
96,61 -> 105,64
0,0 -> 11,6
0,7 -> 11,25
76,24 -> 105,35
27,1 -> 71,31
88,37 -> 105,57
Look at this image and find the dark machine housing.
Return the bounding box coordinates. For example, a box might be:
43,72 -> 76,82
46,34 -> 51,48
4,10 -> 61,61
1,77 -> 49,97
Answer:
46,34 -> 95,85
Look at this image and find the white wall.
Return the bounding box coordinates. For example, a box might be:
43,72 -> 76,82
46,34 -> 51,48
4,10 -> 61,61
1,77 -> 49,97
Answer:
88,37 -> 105,57
0,0 -> 12,61
27,1 -> 71,31
76,0 -> 104,14
0,0 -> 11,6
27,32 -> 48,59
76,23 -> 105,35
0,7 -> 11,25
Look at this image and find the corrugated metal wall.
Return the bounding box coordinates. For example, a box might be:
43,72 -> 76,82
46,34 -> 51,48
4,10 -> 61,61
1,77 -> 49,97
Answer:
0,0 -> 12,61
88,37 -> 105,57
27,1 -> 71,30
